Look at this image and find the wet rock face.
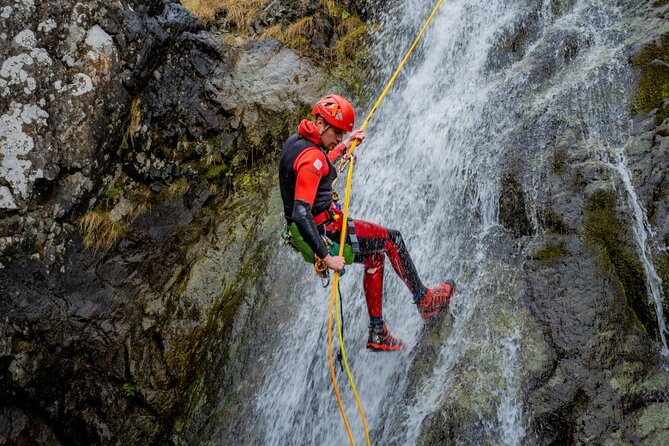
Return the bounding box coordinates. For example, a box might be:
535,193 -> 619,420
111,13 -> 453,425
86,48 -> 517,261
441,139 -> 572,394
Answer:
0,0 -> 329,444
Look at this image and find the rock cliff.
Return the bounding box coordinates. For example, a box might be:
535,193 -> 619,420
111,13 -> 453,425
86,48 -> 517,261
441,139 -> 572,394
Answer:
0,0 -> 341,443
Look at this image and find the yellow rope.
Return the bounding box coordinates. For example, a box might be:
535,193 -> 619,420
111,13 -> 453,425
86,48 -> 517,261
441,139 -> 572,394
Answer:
326,0 -> 446,444
328,286 -> 355,445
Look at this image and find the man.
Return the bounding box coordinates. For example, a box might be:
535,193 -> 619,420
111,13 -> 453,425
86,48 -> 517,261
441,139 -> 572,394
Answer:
279,94 -> 456,351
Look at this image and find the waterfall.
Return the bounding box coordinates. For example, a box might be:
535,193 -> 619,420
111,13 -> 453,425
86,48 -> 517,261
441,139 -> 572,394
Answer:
613,159 -> 669,364
201,0 -> 668,444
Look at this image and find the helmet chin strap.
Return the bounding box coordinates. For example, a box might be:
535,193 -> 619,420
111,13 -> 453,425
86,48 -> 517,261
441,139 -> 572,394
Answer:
315,115 -> 329,136
319,121 -> 331,137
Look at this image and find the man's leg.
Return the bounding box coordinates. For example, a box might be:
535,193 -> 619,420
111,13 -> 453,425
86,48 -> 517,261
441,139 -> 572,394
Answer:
326,219 -> 411,350
362,252 -> 384,323
351,220 -> 428,302
348,220 -> 455,319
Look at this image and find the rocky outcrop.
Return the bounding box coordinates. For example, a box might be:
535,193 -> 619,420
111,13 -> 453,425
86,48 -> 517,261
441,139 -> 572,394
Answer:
489,2 -> 669,443
0,0 -> 332,443
0,0 -> 196,261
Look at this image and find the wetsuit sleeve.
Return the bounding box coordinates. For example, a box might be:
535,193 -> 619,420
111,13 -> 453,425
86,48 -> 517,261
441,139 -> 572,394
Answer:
327,142 -> 347,163
292,149 -> 330,259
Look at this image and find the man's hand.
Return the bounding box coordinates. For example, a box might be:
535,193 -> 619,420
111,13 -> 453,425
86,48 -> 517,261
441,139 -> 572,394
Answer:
323,254 -> 346,272
343,129 -> 366,149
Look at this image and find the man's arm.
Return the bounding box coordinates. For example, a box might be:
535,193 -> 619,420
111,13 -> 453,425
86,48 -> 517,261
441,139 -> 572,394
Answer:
327,129 -> 367,163
327,142 -> 347,163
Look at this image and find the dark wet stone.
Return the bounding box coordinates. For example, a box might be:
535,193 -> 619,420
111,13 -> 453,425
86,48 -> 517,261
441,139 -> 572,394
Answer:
132,198 -> 193,241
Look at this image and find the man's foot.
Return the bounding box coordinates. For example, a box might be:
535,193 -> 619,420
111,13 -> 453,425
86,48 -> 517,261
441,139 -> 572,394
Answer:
417,280 -> 456,320
366,322 -> 404,351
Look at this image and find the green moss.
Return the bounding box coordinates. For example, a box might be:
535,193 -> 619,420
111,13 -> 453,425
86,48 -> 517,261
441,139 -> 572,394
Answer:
532,241 -> 569,261
159,177 -> 192,202
654,0 -> 669,7
205,164 -> 226,179
655,101 -> 669,126
646,182 -> 669,224
632,34 -> 669,121
170,166 -> 276,433
572,388 -> 589,409
106,187 -> 123,198
584,190 -> 655,338
159,137 -> 201,162
656,252 -> 669,315
539,208 -> 573,234
331,19 -> 374,103
498,14 -> 536,57
635,403 -> 669,443
552,149 -> 567,173
570,171 -> 586,190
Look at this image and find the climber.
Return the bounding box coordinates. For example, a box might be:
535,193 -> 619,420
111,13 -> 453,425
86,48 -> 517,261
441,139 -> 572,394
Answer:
279,94 -> 456,351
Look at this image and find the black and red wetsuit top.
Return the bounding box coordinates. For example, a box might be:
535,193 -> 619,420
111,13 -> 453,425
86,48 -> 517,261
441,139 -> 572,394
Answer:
279,120 -> 347,259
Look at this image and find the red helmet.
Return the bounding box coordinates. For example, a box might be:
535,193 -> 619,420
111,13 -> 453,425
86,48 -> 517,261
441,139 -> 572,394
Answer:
311,94 -> 355,132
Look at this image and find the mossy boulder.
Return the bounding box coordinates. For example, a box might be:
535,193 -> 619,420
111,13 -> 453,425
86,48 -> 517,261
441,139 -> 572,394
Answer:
414,259 -> 552,445
584,189 -> 656,339
633,34 -> 669,123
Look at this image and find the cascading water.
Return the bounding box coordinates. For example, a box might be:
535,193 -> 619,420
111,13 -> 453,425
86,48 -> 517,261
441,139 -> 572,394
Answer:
612,157 -> 669,363
202,0 -> 668,444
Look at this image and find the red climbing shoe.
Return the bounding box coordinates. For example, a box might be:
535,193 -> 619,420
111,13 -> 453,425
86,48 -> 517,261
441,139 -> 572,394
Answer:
366,323 -> 404,351
417,280 -> 456,320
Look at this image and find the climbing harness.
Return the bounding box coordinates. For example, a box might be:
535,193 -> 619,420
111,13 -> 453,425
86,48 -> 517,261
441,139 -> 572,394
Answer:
326,1 -> 447,445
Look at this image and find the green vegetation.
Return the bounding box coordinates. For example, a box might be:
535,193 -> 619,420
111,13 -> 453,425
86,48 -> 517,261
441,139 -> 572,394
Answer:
163,177 -> 191,201
532,241 -> 569,261
170,165 -> 278,433
262,16 -> 315,53
205,164 -> 227,180
180,0 -> 264,26
539,208 -> 573,234
159,136 -> 202,162
632,34 -> 669,124
121,97 -> 143,149
552,149 -> 567,174
501,22 -> 529,55
584,190 -> 654,338
646,182 -> 669,224
122,383 -> 137,396
656,252 -> 669,313
79,182 -> 151,253
106,187 -> 123,199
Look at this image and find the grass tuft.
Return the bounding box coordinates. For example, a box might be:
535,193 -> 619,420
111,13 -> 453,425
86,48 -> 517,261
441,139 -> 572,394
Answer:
182,0 -> 265,27
164,178 -> 191,201
79,211 -> 125,253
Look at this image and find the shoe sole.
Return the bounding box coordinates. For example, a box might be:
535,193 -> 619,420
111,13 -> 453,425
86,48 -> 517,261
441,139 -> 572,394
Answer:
366,342 -> 404,351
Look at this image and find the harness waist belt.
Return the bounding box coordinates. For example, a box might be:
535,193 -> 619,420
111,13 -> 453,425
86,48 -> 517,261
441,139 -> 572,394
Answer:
313,209 -> 332,225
